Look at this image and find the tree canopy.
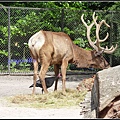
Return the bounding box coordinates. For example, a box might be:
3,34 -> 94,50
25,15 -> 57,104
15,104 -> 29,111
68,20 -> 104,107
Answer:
0,1 -> 120,73
0,1 -> 118,10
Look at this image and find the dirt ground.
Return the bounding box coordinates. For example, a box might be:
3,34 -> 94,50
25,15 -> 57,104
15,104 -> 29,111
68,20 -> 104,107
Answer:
0,71 -> 94,119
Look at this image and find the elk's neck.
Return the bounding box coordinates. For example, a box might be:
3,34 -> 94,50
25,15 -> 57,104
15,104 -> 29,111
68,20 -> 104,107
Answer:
72,44 -> 93,68
73,44 -> 91,58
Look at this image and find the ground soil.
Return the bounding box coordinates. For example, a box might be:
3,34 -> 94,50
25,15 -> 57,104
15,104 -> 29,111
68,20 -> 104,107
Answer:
0,71 -> 95,119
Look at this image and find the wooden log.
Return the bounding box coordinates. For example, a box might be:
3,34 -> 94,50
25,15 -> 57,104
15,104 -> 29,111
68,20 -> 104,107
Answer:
92,65 -> 120,118
81,65 -> 120,118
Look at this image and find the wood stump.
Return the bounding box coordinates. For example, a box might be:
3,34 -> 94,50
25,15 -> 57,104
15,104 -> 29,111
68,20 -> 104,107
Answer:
78,65 -> 120,118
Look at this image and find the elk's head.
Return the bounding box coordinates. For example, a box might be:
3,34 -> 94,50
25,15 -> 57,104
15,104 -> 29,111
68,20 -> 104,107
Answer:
81,12 -> 117,69
88,50 -> 110,69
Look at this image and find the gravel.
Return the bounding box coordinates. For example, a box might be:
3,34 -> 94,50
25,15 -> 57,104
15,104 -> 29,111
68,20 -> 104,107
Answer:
0,73 -> 93,119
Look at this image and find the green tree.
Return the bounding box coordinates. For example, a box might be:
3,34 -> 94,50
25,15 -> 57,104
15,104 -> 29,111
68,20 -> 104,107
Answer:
0,2 -> 119,72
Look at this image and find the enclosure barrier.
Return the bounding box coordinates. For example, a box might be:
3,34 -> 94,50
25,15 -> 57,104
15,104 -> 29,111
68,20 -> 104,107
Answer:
0,6 -> 119,75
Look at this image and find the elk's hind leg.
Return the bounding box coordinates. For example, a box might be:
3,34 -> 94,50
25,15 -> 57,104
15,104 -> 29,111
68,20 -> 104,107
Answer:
32,59 -> 38,95
54,64 -> 60,91
39,62 -> 50,94
61,59 -> 68,93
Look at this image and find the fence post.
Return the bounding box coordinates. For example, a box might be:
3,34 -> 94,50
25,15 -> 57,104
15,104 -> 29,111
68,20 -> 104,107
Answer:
109,11 -> 113,66
61,8 -> 64,32
8,7 -> 11,74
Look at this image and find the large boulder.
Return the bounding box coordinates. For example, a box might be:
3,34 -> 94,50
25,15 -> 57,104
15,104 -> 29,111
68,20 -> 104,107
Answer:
93,65 -> 120,116
80,65 -> 120,118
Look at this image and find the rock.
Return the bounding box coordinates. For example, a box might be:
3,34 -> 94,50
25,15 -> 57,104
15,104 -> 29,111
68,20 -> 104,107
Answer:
81,65 -> 120,118
92,65 -> 120,117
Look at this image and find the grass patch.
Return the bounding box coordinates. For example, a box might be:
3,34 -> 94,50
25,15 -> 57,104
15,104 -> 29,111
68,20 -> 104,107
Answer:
7,89 -> 87,109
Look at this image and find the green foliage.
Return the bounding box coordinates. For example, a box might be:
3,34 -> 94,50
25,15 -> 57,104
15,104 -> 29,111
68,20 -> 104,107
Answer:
63,27 -> 74,35
73,38 -> 87,48
19,60 -> 31,69
0,2 -> 120,73
0,2 -> 116,10
107,2 -> 120,10
0,50 -> 8,56
0,64 -> 4,72
10,61 -> 16,69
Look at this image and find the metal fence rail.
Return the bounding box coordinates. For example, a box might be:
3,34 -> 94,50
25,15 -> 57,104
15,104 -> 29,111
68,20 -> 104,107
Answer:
0,7 -> 119,75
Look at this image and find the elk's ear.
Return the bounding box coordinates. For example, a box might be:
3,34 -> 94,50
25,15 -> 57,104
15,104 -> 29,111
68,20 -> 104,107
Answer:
94,50 -> 104,57
93,51 -> 98,57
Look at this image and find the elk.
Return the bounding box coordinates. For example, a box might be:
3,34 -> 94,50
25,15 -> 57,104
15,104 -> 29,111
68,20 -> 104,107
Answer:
28,12 -> 117,94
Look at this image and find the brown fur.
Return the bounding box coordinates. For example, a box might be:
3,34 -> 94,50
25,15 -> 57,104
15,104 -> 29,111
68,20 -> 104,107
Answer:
28,30 -> 110,94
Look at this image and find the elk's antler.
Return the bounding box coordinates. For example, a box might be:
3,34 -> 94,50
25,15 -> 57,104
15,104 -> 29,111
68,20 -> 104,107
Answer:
81,12 -> 117,55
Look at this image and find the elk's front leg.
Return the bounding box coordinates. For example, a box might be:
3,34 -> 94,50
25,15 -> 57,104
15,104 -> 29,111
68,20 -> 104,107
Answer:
61,59 -> 68,93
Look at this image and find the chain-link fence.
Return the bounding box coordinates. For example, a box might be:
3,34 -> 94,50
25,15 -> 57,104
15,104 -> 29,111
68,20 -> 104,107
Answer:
0,7 -> 120,75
